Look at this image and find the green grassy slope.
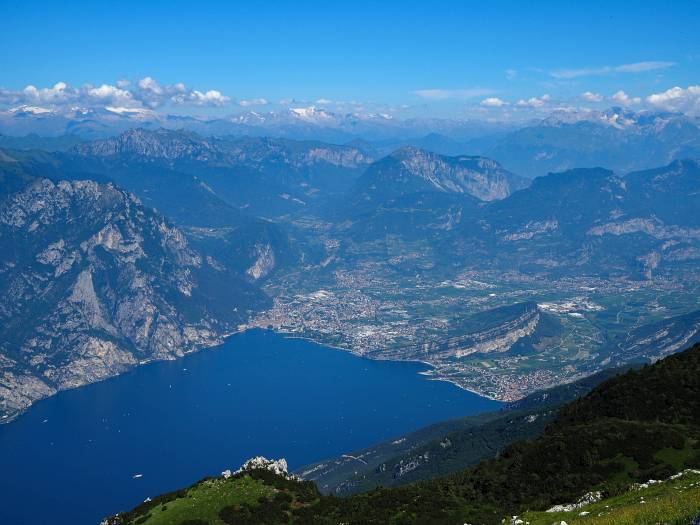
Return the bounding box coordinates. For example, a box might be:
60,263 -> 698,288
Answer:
104,470 -> 321,525
521,470 -> 700,525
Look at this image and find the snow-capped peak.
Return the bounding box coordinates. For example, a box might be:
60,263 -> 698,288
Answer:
9,105 -> 55,115
541,107 -> 675,130
289,106 -> 335,122
105,106 -> 156,115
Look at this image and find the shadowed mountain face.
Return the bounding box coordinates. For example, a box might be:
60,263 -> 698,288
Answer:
448,160 -> 700,277
328,157 -> 700,279
351,146 -> 528,203
329,147 -> 528,242
606,308 -> 700,366
471,108 -> 700,178
69,128 -> 375,218
0,170 -> 268,421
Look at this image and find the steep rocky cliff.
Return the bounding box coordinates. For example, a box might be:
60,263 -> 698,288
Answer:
0,175 -> 267,421
371,302 -> 555,362
351,146 -> 527,203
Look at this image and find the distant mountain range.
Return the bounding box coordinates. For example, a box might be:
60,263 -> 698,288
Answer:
474,107 -> 700,177
2,105 -> 698,180
467,159 -> 700,277
0,104 -> 513,142
68,128 -> 374,219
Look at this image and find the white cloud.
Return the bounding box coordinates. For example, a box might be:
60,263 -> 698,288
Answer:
187,90 -> 230,106
138,78 -> 197,107
505,69 -> 517,80
315,98 -> 333,105
412,88 -> 493,100
137,76 -> 163,95
615,61 -> 675,73
581,91 -> 603,102
239,97 -> 269,107
516,94 -> 551,108
550,60 -> 675,79
87,84 -> 134,106
646,85 -> 700,115
104,106 -> 154,115
0,78 -> 231,110
611,90 -> 641,106
21,82 -> 72,104
480,97 -> 507,107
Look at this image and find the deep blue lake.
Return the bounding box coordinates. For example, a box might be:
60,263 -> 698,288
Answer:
0,329 -> 500,525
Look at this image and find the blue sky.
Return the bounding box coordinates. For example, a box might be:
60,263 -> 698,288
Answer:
1,0 -> 698,118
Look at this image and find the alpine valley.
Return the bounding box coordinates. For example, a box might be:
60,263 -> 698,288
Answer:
4,3 -> 700,524
1,109 -> 700,420
1,106 -> 700,525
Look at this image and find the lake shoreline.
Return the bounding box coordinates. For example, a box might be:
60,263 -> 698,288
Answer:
2,326 -> 504,428
0,330 -> 501,525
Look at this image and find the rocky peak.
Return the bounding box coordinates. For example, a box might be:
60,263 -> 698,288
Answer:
71,128 -> 217,161
223,136 -> 373,169
233,456 -> 297,479
0,175 -> 266,421
72,128 -> 374,170
359,147 -> 526,202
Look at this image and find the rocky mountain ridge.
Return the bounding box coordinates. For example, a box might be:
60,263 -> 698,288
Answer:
71,128 -> 374,170
372,302 -> 546,362
66,128 -> 375,219
0,174 -> 267,421
453,160 -> 700,277
351,146 -> 527,203
476,109 -> 700,177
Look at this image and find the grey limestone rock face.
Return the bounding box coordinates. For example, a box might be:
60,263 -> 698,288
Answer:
0,177 -> 266,421
354,146 -> 526,203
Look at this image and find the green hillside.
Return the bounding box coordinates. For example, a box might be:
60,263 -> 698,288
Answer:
521,470 -> 700,525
